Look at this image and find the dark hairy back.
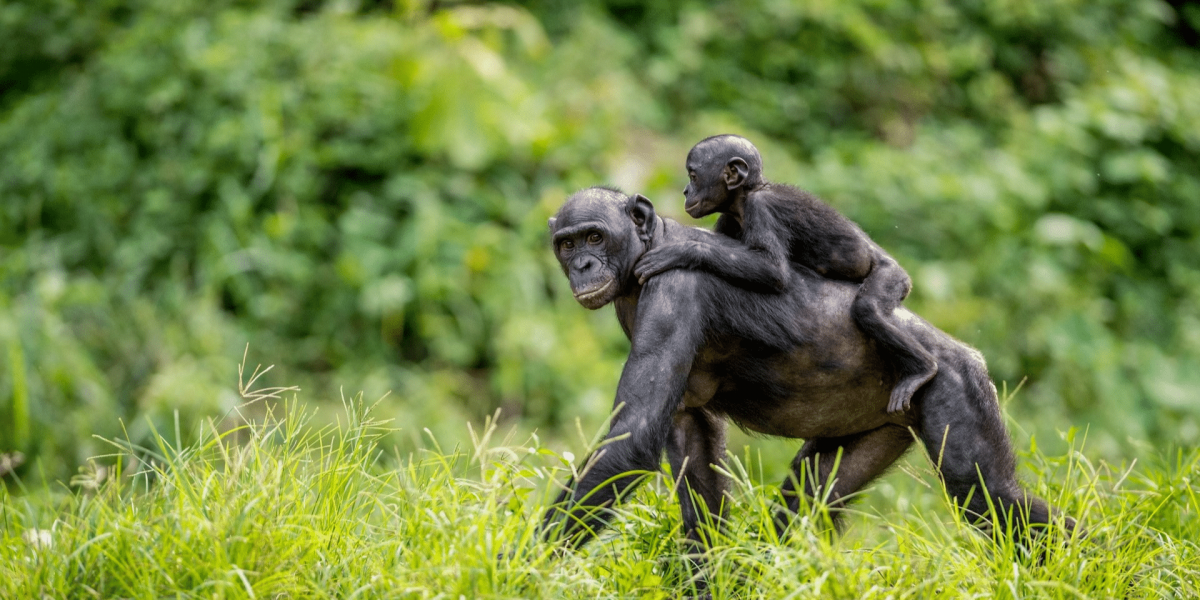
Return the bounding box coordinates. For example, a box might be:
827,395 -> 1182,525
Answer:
722,183 -> 873,282
652,218 -> 846,353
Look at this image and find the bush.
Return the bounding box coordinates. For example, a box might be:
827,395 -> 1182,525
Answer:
2,0 -> 1199,479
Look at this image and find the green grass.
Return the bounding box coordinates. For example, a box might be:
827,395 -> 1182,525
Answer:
2,389 -> 1198,599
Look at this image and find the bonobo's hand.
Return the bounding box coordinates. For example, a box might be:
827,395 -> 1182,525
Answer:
635,243 -> 692,285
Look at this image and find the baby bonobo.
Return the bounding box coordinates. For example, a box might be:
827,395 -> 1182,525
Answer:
635,134 -> 937,413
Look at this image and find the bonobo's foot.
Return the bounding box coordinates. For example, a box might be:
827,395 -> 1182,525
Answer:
886,362 -> 938,414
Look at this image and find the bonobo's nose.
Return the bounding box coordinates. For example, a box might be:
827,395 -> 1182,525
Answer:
574,255 -> 598,273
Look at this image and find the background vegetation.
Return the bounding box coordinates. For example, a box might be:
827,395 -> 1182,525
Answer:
2,0 -> 1199,486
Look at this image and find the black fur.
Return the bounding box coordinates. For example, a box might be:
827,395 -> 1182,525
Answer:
636,134 -> 938,414
545,187 -> 1075,565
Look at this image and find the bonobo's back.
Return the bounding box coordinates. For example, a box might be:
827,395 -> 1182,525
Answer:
735,183 -> 874,282
653,216 -> 862,353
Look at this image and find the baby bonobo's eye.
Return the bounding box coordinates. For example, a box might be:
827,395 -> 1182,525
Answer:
561,239 -> 575,251
689,172 -> 696,181
587,232 -> 603,244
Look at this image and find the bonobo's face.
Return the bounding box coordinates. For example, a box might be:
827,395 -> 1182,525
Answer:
549,188 -> 650,309
682,147 -> 728,219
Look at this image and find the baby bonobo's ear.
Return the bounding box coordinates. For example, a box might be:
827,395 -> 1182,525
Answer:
724,157 -> 750,190
547,216 -> 557,231
626,194 -> 656,243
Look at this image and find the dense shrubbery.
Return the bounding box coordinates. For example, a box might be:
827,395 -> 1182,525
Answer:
2,0 -> 1199,480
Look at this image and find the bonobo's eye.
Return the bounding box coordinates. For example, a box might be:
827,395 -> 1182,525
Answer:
587,232 -> 603,245
560,239 -> 575,251
689,172 -> 696,182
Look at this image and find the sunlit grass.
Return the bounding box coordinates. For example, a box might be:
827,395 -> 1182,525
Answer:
1,383 -> 1197,599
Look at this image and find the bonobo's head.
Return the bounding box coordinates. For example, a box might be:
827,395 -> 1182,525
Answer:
548,187 -> 657,309
683,134 -> 764,219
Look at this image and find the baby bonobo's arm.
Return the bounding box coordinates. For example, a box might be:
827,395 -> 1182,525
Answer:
634,200 -> 791,294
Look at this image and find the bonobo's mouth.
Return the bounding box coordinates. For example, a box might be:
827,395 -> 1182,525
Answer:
684,199 -> 705,218
572,278 -> 616,308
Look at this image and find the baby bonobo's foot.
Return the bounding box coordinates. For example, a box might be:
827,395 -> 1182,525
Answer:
886,362 -> 938,414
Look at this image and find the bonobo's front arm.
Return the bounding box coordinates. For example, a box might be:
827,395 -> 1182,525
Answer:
634,200 -> 791,294
542,273 -> 705,547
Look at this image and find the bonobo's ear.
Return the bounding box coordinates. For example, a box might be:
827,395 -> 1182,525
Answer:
724,157 -> 750,190
626,194 -> 656,243
547,216 -> 557,231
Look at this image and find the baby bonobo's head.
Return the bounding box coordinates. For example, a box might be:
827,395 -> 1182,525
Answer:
683,134 -> 765,219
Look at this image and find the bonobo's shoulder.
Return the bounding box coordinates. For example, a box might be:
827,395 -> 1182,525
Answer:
661,217 -> 737,247
657,217 -> 691,240
641,265 -> 704,299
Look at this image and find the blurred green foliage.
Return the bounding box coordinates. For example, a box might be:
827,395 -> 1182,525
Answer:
1,0 -> 1198,480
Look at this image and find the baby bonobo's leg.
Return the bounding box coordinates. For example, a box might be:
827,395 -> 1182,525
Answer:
850,250 -> 938,413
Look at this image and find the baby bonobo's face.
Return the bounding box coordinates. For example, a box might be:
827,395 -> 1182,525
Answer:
683,135 -> 763,219
682,149 -> 727,219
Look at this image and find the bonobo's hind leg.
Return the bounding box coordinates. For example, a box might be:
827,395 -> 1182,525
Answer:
851,249 -> 938,413
917,358 -> 1076,544
667,407 -> 729,548
667,407 -> 728,596
775,424 -> 913,536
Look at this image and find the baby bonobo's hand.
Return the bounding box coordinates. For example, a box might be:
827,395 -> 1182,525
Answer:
634,243 -> 689,285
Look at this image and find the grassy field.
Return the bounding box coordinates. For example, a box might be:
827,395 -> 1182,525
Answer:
2,381 -> 1198,599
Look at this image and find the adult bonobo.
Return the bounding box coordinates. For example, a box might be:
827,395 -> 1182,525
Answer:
544,186 -> 1073,556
